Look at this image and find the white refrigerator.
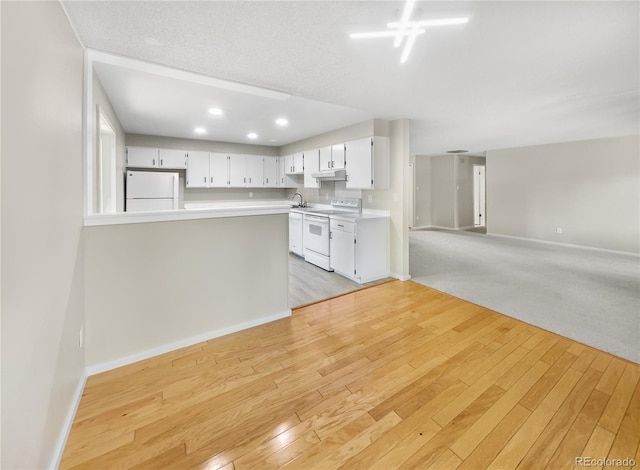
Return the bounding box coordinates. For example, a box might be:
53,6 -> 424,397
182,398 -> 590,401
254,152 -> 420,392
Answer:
126,171 -> 179,212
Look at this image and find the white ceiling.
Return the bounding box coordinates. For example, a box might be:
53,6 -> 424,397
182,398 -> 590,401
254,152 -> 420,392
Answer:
63,1 -> 639,154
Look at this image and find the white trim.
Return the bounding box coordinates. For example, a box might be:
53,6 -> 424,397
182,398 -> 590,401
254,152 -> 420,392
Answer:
457,225 -> 476,231
84,205 -> 291,227
489,233 -> 640,257
86,50 -> 290,101
49,369 -> 88,469
84,49 -> 93,217
86,310 -> 292,376
391,273 -> 412,281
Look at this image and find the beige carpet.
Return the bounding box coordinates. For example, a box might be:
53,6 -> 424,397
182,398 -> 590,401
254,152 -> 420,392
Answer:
409,229 -> 640,363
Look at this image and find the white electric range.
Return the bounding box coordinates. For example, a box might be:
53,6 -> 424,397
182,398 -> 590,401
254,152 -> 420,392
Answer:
291,198 -> 361,271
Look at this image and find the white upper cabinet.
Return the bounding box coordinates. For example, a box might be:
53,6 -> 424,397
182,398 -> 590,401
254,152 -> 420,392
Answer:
209,153 -> 229,188
127,147 -> 159,168
319,146 -> 332,172
186,151 -> 210,188
285,153 -> 304,175
228,154 -> 246,187
319,144 -> 346,171
303,149 -> 320,188
331,143 -> 346,170
345,137 -> 390,190
263,157 -> 278,188
246,155 -> 264,188
159,149 -> 187,169
277,157 -> 297,188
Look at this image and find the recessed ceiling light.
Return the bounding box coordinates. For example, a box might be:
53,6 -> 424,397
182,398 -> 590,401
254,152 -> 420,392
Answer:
208,107 -> 223,116
194,127 -> 207,134
247,132 -> 258,140
276,118 -> 288,127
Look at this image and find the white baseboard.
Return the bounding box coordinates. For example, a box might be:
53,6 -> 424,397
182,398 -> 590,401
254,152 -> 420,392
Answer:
391,273 -> 412,281
50,369 -> 88,469
86,309 -> 292,376
489,233 -> 640,257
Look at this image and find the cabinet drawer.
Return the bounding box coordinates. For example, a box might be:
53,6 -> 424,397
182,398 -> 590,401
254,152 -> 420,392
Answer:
330,219 -> 355,234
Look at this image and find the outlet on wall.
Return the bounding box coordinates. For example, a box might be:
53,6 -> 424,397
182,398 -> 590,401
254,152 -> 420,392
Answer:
368,195 -> 373,203
556,227 -> 563,234
79,326 -> 84,348
249,192 -> 253,198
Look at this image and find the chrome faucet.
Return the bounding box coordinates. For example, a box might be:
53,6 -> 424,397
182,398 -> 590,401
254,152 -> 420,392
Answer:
292,192 -> 306,207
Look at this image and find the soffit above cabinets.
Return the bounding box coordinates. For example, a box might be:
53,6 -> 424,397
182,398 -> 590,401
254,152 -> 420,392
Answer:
92,61 -> 372,147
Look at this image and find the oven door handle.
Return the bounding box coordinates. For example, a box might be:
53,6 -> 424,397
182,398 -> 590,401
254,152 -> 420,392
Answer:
304,215 -> 330,223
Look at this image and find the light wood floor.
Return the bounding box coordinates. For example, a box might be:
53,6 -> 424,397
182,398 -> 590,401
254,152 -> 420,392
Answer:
288,253 -> 389,307
61,281 -> 639,469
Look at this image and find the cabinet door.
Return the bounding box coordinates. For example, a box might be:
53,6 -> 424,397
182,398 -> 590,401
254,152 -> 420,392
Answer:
284,155 -> 295,175
330,229 -> 356,277
209,153 -> 228,187
186,151 -> 210,188
293,153 -> 304,174
246,155 -> 264,187
319,146 -> 332,172
263,157 -> 278,188
303,149 -> 320,188
289,213 -> 303,255
228,154 -> 247,187
159,149 -> 187,169
331,143 -> 346,170
345,137 -> 373,189
278,157 -> 297,188
127,147 -> 158,168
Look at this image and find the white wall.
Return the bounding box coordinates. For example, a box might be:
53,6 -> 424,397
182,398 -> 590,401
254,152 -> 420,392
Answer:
93,72 -> 126,212
486,135 -> 640,253
363,119 -> 411,280
84,215 -> 289,369
1,2 -> 85,468
430,156 -> 456,228
413,157 -> 431,227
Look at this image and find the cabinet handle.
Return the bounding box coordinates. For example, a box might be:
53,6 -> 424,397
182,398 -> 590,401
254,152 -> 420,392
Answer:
266,178 -> 269,183
249,177 -> 252,183
337,224 -> 344,227
244,177 -> 246,183
327,161 -> 330,168
204,177 -> 206,183
331,161 -> 334,168
210,177 -> 213,183
153,159 -> 156,166
160,159 -> 163,166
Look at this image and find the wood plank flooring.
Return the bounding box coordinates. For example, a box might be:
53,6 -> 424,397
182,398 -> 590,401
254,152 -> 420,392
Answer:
61,281 -> 640,469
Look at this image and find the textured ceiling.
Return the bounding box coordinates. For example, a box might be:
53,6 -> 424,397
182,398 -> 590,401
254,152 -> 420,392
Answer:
63,1 -> 639,154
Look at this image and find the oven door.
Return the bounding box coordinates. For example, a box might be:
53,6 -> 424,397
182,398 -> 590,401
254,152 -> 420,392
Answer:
303,214 -> 330,256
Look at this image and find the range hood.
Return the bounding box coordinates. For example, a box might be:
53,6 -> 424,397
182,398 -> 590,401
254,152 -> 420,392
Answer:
311,169 -> 347,181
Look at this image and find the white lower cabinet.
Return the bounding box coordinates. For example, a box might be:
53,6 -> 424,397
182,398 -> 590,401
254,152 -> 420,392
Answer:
330,217 -> 390,284
289,212 -> 303,256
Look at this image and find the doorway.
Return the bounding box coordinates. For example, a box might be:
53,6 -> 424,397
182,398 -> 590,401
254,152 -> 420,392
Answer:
473,165 -> 486,227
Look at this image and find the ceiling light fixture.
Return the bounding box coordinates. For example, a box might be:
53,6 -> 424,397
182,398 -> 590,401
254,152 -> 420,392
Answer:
208,107 -> 223,116
276,118 -> 288,127
194,127 -> 207,134
349,0 -> 469,64
247,132 -> 258,140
